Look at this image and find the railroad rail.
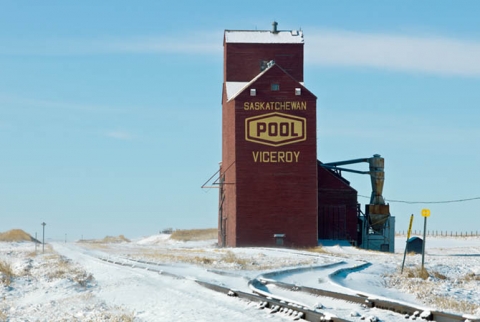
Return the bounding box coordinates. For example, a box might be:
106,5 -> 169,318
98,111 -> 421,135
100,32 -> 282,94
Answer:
97,255 -> 479,322
257,278 -> 478,322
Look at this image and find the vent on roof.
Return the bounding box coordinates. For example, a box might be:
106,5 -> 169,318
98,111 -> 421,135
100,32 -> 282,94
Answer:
272,21 -> 278,34
260,60 -> 268,71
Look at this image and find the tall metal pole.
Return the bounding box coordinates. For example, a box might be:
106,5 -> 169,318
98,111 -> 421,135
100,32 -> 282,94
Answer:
421,216 -> 427,271
41,222 -> 46,253
420,209 -> 430,273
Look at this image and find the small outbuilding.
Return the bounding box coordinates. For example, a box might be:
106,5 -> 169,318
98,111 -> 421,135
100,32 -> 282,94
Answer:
406,236 -> 423,254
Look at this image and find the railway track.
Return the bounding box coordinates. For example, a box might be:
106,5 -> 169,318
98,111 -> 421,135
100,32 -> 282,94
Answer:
97,255 -> 478,322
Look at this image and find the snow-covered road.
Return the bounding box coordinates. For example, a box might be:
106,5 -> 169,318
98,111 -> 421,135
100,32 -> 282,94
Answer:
50,241 -> 417,321
2,235 -> 479,321
52,242 -> 270,321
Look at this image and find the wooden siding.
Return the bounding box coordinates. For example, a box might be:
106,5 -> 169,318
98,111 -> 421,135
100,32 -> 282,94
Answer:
317,165 -> 358,243
222,64 -> 317,247
224,43 -> 304,83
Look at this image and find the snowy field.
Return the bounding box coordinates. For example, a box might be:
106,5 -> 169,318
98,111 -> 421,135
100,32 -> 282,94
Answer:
1,234 -> 479,321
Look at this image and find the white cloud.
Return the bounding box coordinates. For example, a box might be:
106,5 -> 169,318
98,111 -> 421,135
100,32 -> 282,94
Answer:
0,93 -> 123,114
317,110 -> 480,146
0,32 -> 222,56
103,34 -> 221,55
306,29 -> 480,77
3,28 -> 480,77
105,131 -> 134,140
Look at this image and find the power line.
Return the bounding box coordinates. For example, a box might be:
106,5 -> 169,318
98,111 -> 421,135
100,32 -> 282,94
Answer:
358,195 -> 480,204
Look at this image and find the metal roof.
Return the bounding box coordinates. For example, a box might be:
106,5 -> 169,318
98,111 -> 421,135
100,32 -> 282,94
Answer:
224,30 -> 304,44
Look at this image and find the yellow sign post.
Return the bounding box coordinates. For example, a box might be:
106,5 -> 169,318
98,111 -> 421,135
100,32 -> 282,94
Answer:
421,209 -> 430,218
421,209 -> 430,271
401,214 -> 414,273
407,215 -> 414,239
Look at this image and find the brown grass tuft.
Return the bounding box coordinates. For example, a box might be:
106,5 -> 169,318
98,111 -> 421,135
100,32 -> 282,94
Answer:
221,250 -> 248,268
404,267 -> 430,280
386,267 -> 479,315
0,229 -> 34,242
0,310 -> 7,322
430,296 -> 479,314
304,246 -> 328,254
43,254 -> 95,287
110,312 -> 135,322
463,272 -> 480,282
102,235 -> 130,243
0,260 -> 15,286
170,228 -> 217,241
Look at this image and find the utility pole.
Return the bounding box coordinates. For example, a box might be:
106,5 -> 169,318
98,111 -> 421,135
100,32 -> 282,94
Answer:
41,222 -> 46,253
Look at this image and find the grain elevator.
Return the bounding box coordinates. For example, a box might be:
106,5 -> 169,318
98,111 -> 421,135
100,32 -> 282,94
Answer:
215,22 -> 394,251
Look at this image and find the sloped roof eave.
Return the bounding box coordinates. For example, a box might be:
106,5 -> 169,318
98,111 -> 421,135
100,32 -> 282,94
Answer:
226,65 -> 314,102
226,63 -> 273,102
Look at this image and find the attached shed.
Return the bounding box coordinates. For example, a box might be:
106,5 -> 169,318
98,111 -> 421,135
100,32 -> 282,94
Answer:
406,236 -> 423,254
317,161 -> 358,244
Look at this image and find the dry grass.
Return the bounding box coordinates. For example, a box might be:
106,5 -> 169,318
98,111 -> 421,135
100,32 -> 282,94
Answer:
45,255 -> 71,279
463,272 -> 480,282
170,228 -> 217,241
133,247 -> 316,270
74,272 -> 95,288
221,250 -> 249,268
108,312 -> 135,322
403,267 -> 431,280
430,296 -> 479,314
0,260 -> 15,286
0,310 -> 7,322
133,249 -> 277,270
138,250 -> 218,267
42,253 -> 95,288
102,235 -> 130,243
304,246 -> 329,254
402,267 -> 447,280
79,235 -> 130,244
386,267 -> 479,315
0,229 -> 34,242
193,256 -> 214,265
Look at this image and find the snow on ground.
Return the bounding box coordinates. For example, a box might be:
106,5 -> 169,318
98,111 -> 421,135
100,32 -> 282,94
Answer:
1,235 -> 479,321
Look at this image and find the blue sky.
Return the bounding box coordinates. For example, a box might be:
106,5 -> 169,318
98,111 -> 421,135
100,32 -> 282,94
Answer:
1,1 -> 480,240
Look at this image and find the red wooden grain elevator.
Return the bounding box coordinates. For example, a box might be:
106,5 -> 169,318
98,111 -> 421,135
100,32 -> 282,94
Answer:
219,22 -> 318,247
214,23 -> 393,251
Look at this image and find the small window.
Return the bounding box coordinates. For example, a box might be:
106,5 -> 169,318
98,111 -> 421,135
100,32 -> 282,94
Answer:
271,83 -> 280,91
274,234 -> 285,246
295,88 -> 301,96
250,89 -> 256,96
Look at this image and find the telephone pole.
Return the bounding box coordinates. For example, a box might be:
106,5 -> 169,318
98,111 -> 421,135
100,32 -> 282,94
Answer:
41,222 -> 46,253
